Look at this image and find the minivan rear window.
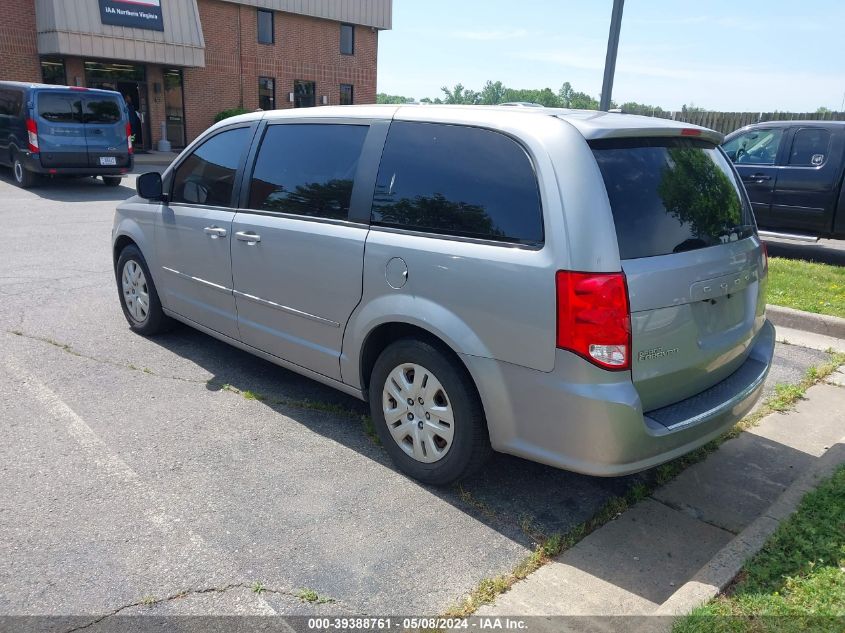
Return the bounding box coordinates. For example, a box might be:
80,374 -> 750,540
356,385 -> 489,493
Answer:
38,93 -> 82,123
591,138 -> 754,260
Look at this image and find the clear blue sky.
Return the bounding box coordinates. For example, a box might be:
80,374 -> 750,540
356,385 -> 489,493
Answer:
377,0 -> 845,112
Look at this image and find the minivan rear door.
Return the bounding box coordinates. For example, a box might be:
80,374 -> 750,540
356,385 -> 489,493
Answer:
591,137 -> 766,413
35,91 -> 88,168
82,94 -> 130,168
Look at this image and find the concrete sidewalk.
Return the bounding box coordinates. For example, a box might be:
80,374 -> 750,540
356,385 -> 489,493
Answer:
477,367 -> 845,624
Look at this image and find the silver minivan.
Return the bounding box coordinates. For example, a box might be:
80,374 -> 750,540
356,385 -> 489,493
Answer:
113,105 -> 774,485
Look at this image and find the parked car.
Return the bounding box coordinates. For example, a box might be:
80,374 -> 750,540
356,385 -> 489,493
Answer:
722,121 -> 845,240
0,81 -> 133,188
113,106 -> 774,485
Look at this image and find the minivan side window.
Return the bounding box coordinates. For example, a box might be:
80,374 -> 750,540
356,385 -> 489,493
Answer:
38,93 -> 82,123
787,128 -> 831,166
171,127 -> 251,207
722,128 -> 784,165
371,122 -> 544,245
248,124 -> 368,220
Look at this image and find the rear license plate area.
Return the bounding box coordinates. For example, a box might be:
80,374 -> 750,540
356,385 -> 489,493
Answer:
99,156 -> 117,166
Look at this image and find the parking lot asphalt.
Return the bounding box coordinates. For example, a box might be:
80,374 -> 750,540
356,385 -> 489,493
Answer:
0,172 -> 831,619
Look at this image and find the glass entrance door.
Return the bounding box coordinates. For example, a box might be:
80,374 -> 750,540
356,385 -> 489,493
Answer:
163,68 -> 186,149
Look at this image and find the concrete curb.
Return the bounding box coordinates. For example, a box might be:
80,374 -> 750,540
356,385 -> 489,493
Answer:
654,437 -> 845,617
767,304 -> 845,340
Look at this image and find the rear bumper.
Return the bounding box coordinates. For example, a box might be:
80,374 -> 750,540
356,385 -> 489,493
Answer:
463,319 -> 776,477
20,152 -> 133,176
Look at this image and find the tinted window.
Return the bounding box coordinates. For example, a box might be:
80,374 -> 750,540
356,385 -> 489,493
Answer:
788,128 -> 831,166
257,9 -> 274,44
172,127 -> 251,207
0,89 -> 23,116
371,122 -> 543,245
249,124 -> 368,220
38,93 -> 82,123
592,138 -> 754,260
722,128 -> 784,165
340,24 -> 354,55
84,96 -> 122,124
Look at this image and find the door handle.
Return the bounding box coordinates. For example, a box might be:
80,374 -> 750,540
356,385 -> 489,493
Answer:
743,174 -> 771,182
204,226 -> 228,239
235,231 -> 261,245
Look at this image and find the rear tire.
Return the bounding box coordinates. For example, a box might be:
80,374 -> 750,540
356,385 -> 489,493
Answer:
369,338 -> 491,485
116,245 -> 173,336
12,154 -> 36,189
102,176 -> 122,187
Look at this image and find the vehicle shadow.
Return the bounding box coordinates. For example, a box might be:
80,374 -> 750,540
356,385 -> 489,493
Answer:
0,168 -> 136,203
764,238 -> 845,266
146,325 -> 645,549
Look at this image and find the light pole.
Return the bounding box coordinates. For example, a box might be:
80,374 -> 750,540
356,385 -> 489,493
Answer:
600,0 -> 625,111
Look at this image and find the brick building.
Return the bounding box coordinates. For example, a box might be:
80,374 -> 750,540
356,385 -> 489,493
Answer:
0,0 -> 391,149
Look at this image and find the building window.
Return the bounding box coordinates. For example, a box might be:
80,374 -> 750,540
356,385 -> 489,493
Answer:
294,80 -> 316,108
340,23 -> 355,55
257,9 -> 274,44
41,57 -> 67,85
340,84 -> 354,106
259,77 -> 275,110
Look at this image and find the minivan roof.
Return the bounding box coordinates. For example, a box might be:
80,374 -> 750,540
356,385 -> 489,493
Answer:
229,104 -> 724,144
0,81 -> 123,97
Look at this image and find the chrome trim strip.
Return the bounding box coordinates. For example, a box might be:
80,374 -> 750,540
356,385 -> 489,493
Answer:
233,290 -> 340,328
161,266 -> 233,294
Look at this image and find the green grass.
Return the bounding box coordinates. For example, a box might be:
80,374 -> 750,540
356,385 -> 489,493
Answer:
295,588 -> 334,604
674,465 -> 845,632
768,257 -> 845,319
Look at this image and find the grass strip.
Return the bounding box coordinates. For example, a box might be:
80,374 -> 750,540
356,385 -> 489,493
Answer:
768,257 -> 845,319
673,464 -> 845,632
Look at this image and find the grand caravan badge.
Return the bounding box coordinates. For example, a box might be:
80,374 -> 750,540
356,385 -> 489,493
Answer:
638,347 -> 679,362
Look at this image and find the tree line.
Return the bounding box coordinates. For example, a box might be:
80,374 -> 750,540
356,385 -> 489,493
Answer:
378,80 -> 838,115
377,80 -> 681,115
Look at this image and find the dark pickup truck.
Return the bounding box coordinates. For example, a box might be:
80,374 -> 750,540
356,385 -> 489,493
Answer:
722,121 -> 845,240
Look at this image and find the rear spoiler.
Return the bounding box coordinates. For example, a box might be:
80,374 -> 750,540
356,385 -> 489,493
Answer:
555,113 -> 724,145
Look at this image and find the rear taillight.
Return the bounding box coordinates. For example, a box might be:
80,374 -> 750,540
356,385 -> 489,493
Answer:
761,242 -> 769,276
556,271 -> 631,371
25,119 -> 38,153
126,122 -> 133,154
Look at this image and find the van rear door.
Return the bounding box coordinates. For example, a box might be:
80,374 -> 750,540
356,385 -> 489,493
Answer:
36,91 -> 88,168
82,94 -> 130,169
591,136 -> 767,414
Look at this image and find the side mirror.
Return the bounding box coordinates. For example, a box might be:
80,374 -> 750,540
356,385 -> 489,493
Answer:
137,171 -> 165,201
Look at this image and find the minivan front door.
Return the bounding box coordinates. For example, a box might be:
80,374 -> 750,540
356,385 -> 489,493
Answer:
155,125 -> 254,340
230,122 -> 373,380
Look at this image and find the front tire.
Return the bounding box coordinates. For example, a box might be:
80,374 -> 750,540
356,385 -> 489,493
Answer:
102,176 -> 122,187
369,338 -> 491,485
116,245 -> 172,335
12,154 -> 36,189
